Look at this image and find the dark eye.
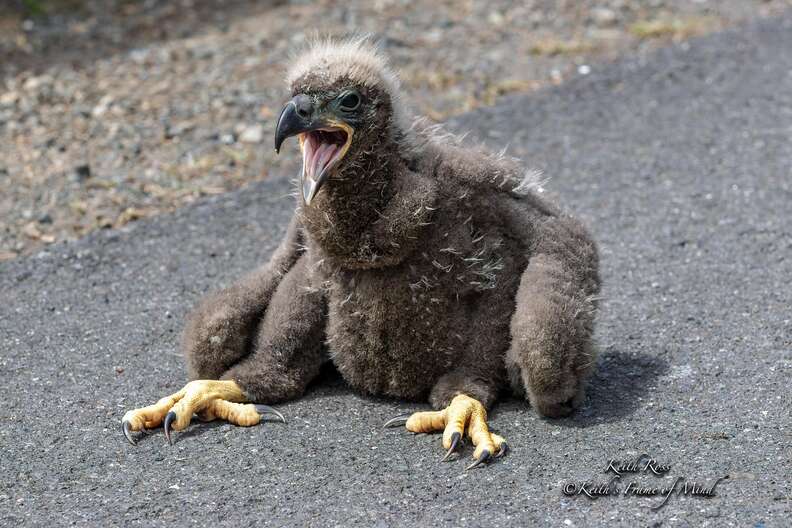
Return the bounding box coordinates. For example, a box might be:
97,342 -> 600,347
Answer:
338,91 -> 361,111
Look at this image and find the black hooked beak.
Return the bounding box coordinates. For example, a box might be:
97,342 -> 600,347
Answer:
274,94 -> 321,154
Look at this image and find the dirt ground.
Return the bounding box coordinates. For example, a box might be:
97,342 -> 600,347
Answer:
1,0 -> 789,260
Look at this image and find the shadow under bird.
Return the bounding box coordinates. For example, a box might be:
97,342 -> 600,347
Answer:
123,38 -> 601,470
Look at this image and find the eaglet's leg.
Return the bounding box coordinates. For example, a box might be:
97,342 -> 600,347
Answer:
507,216 -> 600,417
122,246 -> 326,445
384,287 -> 514,469
385,394 -> 508,470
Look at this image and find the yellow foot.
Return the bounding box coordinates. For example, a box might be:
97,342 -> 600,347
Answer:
384,394 -> 508,470
121,379 -> 285,445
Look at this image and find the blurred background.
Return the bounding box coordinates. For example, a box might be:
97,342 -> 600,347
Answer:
1,0 -> 789,261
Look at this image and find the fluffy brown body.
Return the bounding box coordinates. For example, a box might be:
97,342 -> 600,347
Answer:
186,117 -> 600,419
177,40 -> 601,430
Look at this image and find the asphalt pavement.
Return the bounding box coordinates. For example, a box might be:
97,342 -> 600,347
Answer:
1,13 -> 790,527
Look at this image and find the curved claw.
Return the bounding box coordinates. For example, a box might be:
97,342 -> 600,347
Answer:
254,404 -> 287,424
441,431 -> 461,462
465,449 -> 491,471
122,420 -> 137,446
382,413 -> 411,429
163,411 -> 176,446
495,442 -> 509,458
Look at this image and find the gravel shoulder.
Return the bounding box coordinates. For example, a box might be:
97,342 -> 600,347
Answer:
2,0 -> 791,259
1,13 -> 790,527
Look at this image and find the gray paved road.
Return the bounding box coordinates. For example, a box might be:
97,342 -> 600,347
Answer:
1,14 -> 790,527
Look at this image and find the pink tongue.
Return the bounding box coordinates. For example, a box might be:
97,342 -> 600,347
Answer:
312,143 -> 337,178
306,138 -> 322,179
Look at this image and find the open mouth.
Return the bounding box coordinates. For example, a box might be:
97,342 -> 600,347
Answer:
299,127 -> 352,186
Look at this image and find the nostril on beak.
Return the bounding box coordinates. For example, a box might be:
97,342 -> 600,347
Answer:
293,94 -> 313,120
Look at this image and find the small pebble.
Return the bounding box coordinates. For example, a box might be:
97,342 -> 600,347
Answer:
74,164 -> 91,181
591,7 -> 618,26
239,124 -> 264,144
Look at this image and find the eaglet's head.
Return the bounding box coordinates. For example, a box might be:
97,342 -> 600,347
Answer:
274,38 -> 410,206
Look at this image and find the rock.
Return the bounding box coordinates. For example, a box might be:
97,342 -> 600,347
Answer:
239,124 -> 264,144
591,7 -> 619,27
22,222 -> 42,240
164,121 -> 194,139
92,95 -> 114,117
488,11 -> 505,26
129,48 -> 150,64
0,91 -> 19,106
74,164 -> 91,181
23,75 -> 52,91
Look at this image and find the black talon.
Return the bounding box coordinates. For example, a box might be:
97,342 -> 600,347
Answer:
441,431 -> 462,462
465,449 -> 491,471
163,411 -> 176,446
495,442 -> 509,458
122,420 -> 137,446
254,404 -> 287,424
382,413 -> 411,429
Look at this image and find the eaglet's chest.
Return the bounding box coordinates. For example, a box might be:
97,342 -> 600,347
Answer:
320,263 -> 466,398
